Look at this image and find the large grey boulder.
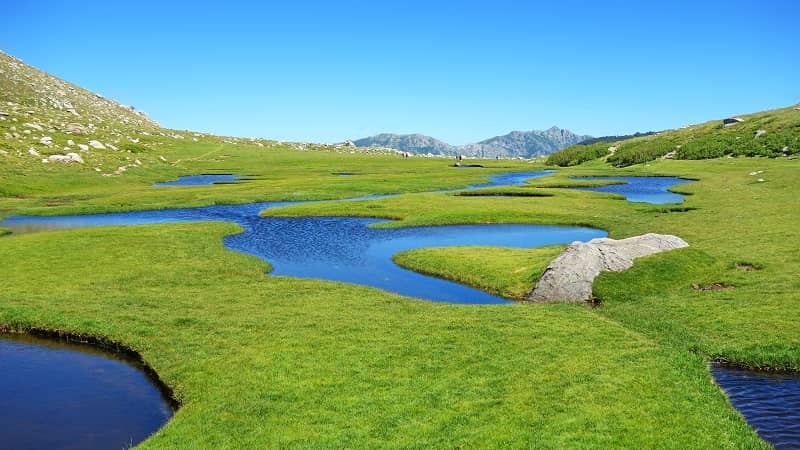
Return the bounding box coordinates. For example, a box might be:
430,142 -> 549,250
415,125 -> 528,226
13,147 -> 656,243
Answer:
526,233 -> 688,303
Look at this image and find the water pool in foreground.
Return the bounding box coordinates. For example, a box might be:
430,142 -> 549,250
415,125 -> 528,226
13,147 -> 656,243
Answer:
711,364 -> 800,449
0,334 -> 174,450
568,176 -> 693,203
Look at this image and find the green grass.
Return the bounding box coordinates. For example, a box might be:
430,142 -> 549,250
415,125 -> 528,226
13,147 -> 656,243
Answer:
380,158 -> 800,370
393,245 -> 566,300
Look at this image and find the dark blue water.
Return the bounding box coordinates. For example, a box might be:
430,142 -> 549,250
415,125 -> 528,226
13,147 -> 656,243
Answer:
711,364 -> 800,449
0,334 -> 174,450
225,217 -> 603,303
568,176 -> 693,204
153,174 -> 240,186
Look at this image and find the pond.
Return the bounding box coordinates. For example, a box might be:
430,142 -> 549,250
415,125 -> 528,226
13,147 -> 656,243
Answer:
711,364 -> 800,449
153,174 -> 240,186
0,334 -> 174,450
568,176 -> 693,203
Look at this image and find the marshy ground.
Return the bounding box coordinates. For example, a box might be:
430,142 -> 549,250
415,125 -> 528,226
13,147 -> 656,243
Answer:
1,143 -> 798,448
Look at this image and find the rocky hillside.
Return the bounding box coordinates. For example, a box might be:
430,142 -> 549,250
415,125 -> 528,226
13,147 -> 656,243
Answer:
546,105 -> 800,167
354,127 -> 591,158
0,50 -> 186,176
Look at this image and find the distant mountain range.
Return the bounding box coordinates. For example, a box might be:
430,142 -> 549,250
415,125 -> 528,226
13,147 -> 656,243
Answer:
354,127 -> 592,158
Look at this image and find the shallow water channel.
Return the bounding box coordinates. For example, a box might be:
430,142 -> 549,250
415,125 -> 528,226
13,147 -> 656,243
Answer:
0,334 -> 174,450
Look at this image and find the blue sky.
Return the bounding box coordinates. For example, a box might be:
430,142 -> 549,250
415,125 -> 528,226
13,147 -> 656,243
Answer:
3,1 -> 798,144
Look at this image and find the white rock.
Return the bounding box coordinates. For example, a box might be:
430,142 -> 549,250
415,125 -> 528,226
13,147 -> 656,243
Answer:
39,136 -> 53,145
77,144 -> 90,152
67,139 -> 75,146
66,152 -> 84,163
88,140 -> 106,149
159,155 -> 167,162
47,152 -> 84,164
757,178 -> 765,182
754,129 -> 766,138
28,148 -> 40,157
527,233 -> 689,303
0,150 -> 7,155
23,122 -> 43,131
107,143 -> 118,151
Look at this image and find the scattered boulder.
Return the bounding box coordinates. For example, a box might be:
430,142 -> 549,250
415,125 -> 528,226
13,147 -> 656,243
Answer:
526,233 -> 689,303
663,150 -> 676,159
39,136 -> 53,145
754,129 -> 766,138
28,148 -> 40,157
48,152 -> 84,164
77,143 -> 89,152
65,123 -> 86,134
88,140 -> 106,149
692,283 -> 735,291
23,122 -> 43,131
723,117 -> 744,127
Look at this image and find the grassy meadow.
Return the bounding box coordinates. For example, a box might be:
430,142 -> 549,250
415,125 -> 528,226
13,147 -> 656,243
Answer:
1,138 -> 797,448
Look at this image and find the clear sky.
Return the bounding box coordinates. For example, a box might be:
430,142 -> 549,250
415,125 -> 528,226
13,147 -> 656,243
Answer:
2,1 -> 798,144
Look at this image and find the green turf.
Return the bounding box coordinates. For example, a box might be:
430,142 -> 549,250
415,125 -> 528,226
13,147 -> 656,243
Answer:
2,142 -> 796,447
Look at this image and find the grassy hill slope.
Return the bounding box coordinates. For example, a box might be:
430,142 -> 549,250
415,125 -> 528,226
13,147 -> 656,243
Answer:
547,105 -> 800,167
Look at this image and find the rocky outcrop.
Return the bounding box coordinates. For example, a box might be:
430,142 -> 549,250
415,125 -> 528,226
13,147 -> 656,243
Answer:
526,233 -> 688,303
